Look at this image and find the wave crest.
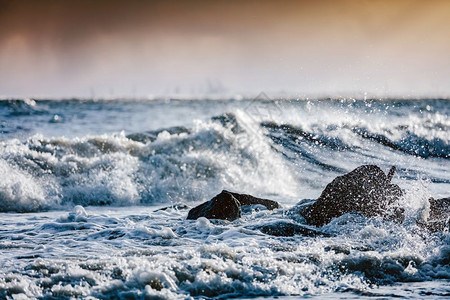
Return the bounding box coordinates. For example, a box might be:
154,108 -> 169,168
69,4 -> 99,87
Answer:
0,113 -> 299,212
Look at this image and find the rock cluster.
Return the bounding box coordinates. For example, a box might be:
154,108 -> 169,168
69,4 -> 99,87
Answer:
186,165 -> 448,234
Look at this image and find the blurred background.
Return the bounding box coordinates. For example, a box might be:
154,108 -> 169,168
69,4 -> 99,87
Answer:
0,0 -> 449,99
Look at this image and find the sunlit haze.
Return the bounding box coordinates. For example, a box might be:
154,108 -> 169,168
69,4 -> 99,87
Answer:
1,0 -> 449,98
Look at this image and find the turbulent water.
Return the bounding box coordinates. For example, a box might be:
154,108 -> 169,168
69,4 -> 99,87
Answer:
0,97 -> 449,299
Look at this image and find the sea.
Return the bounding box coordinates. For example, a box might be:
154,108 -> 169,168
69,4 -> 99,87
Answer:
0,97 -> 449,299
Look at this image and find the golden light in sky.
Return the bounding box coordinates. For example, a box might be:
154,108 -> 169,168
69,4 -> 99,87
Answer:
1,0 -> 449,98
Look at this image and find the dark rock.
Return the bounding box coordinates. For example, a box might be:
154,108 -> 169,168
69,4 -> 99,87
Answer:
187,191 -> 241,221
186,190 -> 280,221
429,197 -> 450,220
302,165 -> 403,227
256,221 -> 331,237
421,197 -> 450,232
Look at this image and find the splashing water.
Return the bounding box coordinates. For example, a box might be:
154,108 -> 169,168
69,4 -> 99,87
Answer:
0,98 -> 449,298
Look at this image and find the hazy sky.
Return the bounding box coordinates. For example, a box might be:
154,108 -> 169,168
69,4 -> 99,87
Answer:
1,0 -> 449,98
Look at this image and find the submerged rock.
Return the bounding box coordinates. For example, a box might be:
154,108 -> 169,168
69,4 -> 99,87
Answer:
302,165 -> 403,227
154,203 -> 190,212
256,221 -> 331,237
186,190 -> 280,221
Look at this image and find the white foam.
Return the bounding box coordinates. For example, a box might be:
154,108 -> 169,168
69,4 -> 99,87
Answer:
0,159 -> 59,212
1,205 -> 449,299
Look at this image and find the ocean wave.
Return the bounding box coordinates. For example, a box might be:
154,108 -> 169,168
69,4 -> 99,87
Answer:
263,121 -> 449,160
1,104 -> 449,212
353,127 -> 449,159
0,113 -> 299,212
0,98 -> 49,116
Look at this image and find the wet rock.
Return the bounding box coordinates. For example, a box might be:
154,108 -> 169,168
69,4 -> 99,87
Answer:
421,197 -> 450,232
302,165 -> 403,227
429,197 -> 450,220
186,190 -> 280,221
187,191 -> 241,221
